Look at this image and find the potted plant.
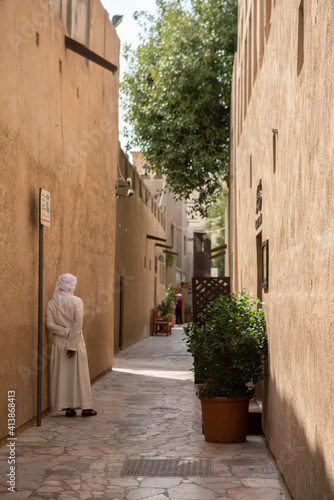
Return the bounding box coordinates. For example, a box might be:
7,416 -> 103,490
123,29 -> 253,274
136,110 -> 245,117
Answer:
157,283 -> 176,326
184,290 -> 268,443
184,303 -> 193,323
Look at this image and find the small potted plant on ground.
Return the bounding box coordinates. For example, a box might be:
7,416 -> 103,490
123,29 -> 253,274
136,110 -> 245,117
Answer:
184,303 -> 193,323
157,283 -> 176,326
184,290 -> 268,443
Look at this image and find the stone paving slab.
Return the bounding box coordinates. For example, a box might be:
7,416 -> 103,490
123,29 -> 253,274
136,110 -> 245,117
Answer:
0,326 -> 291,499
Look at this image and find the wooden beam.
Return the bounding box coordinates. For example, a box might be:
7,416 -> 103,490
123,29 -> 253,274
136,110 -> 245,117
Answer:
209,243 -> 227,254
65,36 -> 118,73
163,249 -> 178,255
147,235 -> 167,243
156,243 -> 173,249
209,251 -> 226,259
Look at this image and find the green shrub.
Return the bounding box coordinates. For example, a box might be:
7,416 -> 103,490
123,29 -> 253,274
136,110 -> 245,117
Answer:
157,283 -> 175,317
184,290 -> 268,399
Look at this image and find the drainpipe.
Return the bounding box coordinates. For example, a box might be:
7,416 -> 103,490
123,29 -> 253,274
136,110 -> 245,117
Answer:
159,179 -> 166,207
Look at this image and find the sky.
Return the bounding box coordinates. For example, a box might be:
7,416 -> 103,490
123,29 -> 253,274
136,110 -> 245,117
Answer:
100,0 -> 158,151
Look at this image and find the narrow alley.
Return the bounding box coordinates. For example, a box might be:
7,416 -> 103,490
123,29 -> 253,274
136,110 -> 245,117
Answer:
0,327 -> 291,499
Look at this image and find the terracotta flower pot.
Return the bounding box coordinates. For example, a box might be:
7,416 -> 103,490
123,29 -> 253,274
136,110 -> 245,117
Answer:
200,395 -> 251,443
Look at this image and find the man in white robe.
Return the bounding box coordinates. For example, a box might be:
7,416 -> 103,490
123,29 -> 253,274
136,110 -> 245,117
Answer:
46,274 -> 97,417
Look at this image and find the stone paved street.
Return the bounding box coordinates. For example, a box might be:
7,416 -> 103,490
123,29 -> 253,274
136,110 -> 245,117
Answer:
0,327 -> 291,499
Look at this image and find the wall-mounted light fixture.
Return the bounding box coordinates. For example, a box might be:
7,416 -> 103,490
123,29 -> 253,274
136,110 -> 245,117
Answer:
112,15 -> 123,28
116,178 -> 133,199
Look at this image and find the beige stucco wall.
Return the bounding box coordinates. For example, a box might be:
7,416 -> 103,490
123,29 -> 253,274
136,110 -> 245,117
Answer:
131,151 -> 194,289
114,150 -> 167,352
0,0 -> 119,442
228,1 -> 334,498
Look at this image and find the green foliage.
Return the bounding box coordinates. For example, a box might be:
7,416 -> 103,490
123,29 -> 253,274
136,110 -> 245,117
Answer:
184,290 -> 268,399
157,283 -> 176,317
165,282 -> 176,303
184,303 -> 192,314
122,0 -> 238,216
165,252 -> 175,270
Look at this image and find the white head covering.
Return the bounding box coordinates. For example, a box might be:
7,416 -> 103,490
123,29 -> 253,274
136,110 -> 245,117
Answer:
53,273 -> 77,308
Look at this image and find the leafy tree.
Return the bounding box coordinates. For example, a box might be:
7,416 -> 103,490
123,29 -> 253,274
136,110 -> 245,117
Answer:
122,0 -> 237,216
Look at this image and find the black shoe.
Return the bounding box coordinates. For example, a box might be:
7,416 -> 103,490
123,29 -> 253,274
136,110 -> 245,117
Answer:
65,409 -> 76,417
81,409 -> 97,417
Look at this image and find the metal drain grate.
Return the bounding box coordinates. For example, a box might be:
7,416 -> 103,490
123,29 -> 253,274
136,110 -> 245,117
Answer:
232,464 -> 275,474
121,458 -> 212,477
222,459 -> 275,475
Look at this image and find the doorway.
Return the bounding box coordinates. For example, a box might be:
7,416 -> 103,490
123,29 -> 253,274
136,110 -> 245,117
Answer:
119,276 -> 124,350
154,277 -> 157,309
256,232 -> 263,305
255,232 -> 264,402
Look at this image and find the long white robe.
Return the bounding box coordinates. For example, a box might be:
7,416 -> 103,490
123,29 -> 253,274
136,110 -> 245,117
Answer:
46,295 -> 92,411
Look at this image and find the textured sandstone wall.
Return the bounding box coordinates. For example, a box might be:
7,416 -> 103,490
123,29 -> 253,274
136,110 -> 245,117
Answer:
0,0 -> 119,441
228,1 -> 334,498
114,151 -> 167,352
